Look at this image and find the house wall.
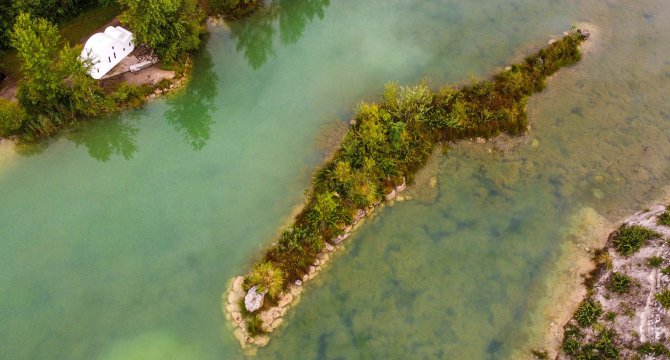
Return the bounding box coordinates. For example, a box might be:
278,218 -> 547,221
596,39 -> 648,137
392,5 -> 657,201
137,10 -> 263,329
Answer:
81,27 -> 135,80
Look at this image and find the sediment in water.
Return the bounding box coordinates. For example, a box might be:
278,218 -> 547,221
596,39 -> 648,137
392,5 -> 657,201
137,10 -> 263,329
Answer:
222,29 -> 591,351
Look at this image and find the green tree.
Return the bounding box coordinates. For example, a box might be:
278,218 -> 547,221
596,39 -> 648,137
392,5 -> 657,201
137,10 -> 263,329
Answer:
11,13 -> 109,137
0,99 -> 28,136
119,0 -> 205,64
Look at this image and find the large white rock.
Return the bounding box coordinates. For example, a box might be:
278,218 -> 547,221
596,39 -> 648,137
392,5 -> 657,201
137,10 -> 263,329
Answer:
244,286 -> 266,313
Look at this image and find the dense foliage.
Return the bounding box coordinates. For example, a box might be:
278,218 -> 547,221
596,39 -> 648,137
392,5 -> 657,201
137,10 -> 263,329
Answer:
9,13 -> 111,139
0,98 -> 27,136
0,0 -> 110,51
243,31 -> 588,297
118,0 -> 205,64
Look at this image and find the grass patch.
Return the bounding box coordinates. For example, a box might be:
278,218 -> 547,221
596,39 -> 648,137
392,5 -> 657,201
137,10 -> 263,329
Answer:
607,272 -> 633,294
647,256 -> 664,268
60,4 -> 123,46
638,342 -> 670,357
655,289 -> 670,309
658,207 -> 670,226
575,298 -> 603,328
661,266 -> 670,276
612,225 -> 660,256
604,311 -> 617,322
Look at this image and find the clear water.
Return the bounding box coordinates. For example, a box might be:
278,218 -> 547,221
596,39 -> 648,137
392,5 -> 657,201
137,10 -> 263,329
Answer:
1,0 -> 669,359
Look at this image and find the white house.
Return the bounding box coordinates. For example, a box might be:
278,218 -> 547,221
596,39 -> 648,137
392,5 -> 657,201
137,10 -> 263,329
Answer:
81,26 -> 135,79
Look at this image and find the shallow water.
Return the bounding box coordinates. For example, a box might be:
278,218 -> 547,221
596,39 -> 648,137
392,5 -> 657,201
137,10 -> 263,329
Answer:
1,0 -> 669,359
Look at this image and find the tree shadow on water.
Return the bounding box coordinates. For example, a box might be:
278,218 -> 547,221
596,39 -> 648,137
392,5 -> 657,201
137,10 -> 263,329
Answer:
228,0 -> 331,69
66,111 -> 141,162
164,46 -> 218,151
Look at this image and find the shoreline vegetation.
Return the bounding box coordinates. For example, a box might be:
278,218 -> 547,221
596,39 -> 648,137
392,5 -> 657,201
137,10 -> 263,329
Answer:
223,29 -> 590,351
0,0 -> 265,144
556,205 -> 670,359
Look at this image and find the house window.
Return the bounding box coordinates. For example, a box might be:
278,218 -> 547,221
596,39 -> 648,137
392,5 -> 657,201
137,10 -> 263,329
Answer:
112,46 -> 114,50
123,48 -> 125,51
108,56 -> 111,63
113,52 -> 116,59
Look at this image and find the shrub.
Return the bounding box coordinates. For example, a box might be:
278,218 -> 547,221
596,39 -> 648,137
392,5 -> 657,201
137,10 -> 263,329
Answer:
245,314 -> 266,336
110,83 -> 152,108
575,298 -> 602,327
655,290 -> 670,309
247,262 -> 284,298
647,256 -> 664,268
591,328 -> 620,359
661,266 -> 670,276
638,342 -> 670,357
658,208 -> 670,226
612,225 -> 660,256
604,311 -> 617,322
607,272 -> 633,294
0,99 -> 27,135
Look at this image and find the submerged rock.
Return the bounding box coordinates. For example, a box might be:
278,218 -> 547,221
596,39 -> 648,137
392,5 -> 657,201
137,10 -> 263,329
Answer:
244,286 -> 266,313
353,209 -> 366,223
395,177 -> 407,192
278,293 -> 293,308
332,233 -> 350,244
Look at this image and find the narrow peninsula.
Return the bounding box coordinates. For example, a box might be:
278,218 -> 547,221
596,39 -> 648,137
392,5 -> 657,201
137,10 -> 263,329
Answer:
223,29 -> 591,350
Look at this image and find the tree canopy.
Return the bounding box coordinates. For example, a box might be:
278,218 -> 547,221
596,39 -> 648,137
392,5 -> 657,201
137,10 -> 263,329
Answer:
10,13 -> 109,138
118,0 -> 205,64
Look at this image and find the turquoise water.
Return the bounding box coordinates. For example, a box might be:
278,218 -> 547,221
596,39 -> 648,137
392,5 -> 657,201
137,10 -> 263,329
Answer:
1,0 -> 669,359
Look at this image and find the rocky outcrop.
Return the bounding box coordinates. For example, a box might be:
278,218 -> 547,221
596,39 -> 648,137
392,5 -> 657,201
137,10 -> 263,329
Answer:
557,205 -> 670,359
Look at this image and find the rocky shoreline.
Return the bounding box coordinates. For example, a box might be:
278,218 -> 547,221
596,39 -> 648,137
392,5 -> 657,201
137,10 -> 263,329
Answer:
556,205 -> 670,359
222,178 -> 410,353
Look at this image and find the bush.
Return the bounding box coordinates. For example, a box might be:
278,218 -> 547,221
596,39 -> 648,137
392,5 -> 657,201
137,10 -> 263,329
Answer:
612,225 -> 660,256
655,289 -> 670,309
607,272 -> 633,294
647,256 -> 664,268
658,207 -> 670,226
245,314 -> 266,336
0,99 -> 27,135
247,262 -> 284,298
575,298 -> 603,327
110,82 -> 152,108
638,342 -> 670,357
661,266 -> 670,276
